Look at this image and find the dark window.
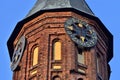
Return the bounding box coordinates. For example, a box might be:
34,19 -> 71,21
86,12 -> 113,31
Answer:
78,78 -> 83,80
52,75 -> 61,80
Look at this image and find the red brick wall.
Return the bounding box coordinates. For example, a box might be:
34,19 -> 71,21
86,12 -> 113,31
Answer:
12,11 -> 108,80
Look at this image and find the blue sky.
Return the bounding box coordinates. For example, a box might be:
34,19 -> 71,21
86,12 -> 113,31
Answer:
0,0 -> 119,80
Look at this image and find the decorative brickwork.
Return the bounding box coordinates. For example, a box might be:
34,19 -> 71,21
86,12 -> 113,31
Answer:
8,10 -> 112,80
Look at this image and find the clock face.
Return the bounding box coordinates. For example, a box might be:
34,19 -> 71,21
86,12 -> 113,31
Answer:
64,17 -> 97,48
11,36 -> 26,71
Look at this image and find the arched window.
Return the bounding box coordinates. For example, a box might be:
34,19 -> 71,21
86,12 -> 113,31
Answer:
52,75 -> 61,80
53,41 -> 61,60
32,47 -> 38,66
77,49 -> 84,64
77,52 -> 84,64
78,78 -> 83,80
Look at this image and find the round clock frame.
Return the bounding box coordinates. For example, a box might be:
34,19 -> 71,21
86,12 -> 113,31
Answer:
11,36 -> 26,71
64,17 -> 97,48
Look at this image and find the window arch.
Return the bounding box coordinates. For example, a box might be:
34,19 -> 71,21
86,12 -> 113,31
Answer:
32,46 -> 38,66
78,78 -> 83,80
53,40 -> 61,60
52,75 -> 61,80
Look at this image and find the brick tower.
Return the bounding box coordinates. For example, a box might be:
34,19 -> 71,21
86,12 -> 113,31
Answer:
7,0 -> 113,80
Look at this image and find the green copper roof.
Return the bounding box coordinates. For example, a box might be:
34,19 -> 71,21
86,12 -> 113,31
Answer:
26,0 -> 94,17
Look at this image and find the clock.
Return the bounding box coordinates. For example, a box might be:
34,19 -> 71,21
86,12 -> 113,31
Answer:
11,36 -> 26,71
64,17 -> 97,48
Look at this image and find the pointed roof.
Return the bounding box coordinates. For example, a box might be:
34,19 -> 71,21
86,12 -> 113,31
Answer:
26,0 -> 94,17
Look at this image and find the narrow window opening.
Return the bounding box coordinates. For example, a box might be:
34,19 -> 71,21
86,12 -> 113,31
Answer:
53,41 -> 61,61
32,47 -> 38,66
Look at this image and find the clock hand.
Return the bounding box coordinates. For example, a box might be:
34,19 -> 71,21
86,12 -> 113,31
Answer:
67,26 -> 73,30
80,36 -> 85,42
78,23 -> 83,28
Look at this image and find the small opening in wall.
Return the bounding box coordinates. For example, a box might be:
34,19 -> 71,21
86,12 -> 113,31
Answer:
52,75 -> 61,80
78,78 -> 83,80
